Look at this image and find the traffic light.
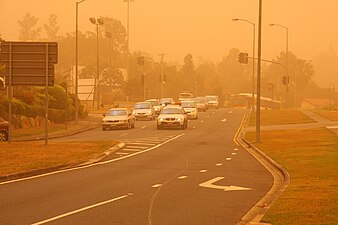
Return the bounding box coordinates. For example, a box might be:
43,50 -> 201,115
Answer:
137,56 -> 145,66
238,52 -> 249,64
282,76 -> 289,85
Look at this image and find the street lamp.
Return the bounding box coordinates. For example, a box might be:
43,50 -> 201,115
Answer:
269,23 -> 289,106
89,17 -> 104,109
232,18 -> 256,108
123,0 -> 135,88
75,0 -> 87,122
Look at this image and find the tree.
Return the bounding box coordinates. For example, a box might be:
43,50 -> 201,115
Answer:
179,54 -> 196,93
44,14 -> 59,41
18,13 -> 42,41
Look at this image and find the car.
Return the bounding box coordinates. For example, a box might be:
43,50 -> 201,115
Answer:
146,99 -> 163,115
0,117 -> 9,142
194,97 -> 208,112
180,100 -> 198,119
102,108 -> 135,130
178,92 -> 194,101
157,105 -> 188,130
159,97 -> 175,106
205,95 -> 220,109
133,101 -> 155,120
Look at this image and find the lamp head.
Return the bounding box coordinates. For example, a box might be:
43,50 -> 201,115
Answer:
97,18 -> 104,25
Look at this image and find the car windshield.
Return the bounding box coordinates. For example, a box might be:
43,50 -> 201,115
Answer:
206,96 -> 217,101
148,101 -> 159,106
106,110 -> 127,116
181,102 -> 195,108
134,103 -> 151,109
194,98 -> 204,103
179,93 -> 193,98
160,108 -> 184,114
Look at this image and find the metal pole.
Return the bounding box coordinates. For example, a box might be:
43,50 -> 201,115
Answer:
96,23 -> 100,110
75,2 -> 79,122
160,53 -> 165,98
126,0 -> 130,84
256,0 -> 262,143
45,44 -> 49,146
252,24 -> 256,108
8,43 -> 12,143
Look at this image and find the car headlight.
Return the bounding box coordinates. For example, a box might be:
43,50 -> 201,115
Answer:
147,110 -> 152,114
132,111 -> 136,115
159,118 -> 164,121
177,118 -> 182,121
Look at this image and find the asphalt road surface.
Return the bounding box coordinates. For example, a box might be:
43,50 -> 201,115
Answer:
0,108 -> 273,225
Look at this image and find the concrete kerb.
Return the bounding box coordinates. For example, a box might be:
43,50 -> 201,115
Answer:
235,109 -> 291,225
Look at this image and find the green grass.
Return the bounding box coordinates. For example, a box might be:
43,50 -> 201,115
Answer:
248,109 -> 315,126
246,128 -> 338,225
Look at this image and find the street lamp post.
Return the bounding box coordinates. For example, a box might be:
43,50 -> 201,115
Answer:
123,0 -> 135,87
90,17 -> 104,110
232,18 -> 256,108
256,0 -> 263,143
75,0 -> 87,122
269,23 -> 289,106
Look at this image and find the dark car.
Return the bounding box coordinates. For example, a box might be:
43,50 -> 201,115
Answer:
0,117 -> 9,142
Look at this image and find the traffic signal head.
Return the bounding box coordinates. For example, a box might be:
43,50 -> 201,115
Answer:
137,56 -> 145,66
282,76 -> 289,85
238,52 -> 249,64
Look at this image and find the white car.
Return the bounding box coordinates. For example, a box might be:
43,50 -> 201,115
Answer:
146,99 -> 162,115
178,92 -> 194,101
194,97 -> 208,112
181,100 -> 198,119
157,105 -> 188,130
160,97 -> 175,106
205,95 -> 219,109
102,108 -> 135,130
133,102 -> 155,120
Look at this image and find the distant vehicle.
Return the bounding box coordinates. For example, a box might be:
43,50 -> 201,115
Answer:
178,92 -> 194,101
146,99 -> 162,115
102,108 -> 135,131
160,97 -> 175,106
133,102 -> 155,120
181,100 -> 198,119
157,105 -> 188,130
0,117 -> 9,142
205,95 -> 220,109
194,97 -> 208,112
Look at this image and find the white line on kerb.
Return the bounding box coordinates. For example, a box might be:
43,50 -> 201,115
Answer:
31,194 -> 129,225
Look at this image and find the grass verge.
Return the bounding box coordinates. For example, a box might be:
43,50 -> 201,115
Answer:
246,128 -> 338,225
248,109 -> 315,126
0,141 -> 118,177
310,109 -> 338,121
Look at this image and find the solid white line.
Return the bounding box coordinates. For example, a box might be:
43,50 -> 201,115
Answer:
178,176 -> 188,179
1,134 -> 185,186
31,195 -> 129,225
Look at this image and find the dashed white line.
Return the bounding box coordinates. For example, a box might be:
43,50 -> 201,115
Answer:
234,148 -> 239,151
221,118 -> 227,122
231,153 -> 237,156
152,184 -> 162,188
200,170 -> 208,173
201,120 -> 204,123
31,194 -> 130,225
226,158 -> 232,161
216,163 -> 223,166
141,126 -> 147,129
119,133 -> 128,137
178,176 -> 188,179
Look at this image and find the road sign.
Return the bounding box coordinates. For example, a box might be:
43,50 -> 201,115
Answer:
0,41 -> 58,86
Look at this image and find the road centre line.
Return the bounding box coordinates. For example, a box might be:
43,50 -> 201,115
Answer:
216,163 -> 223,166
234,148 -> 239,151
200,170 -> 208,173
152,184 -> 162,188
231,153 -> 237,156
0,134 -> 185,186
226,158 -> 232,161
178,176 -> 188,179
31,194 -> 130,225
221,118 -> 227,122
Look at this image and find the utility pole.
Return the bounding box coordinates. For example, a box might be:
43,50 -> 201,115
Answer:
160,53 -> 165,98
256,0 -> 263,143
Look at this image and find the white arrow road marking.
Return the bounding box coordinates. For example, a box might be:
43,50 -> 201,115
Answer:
221,118 -> 227,122
199,177 -> 252,191
31,194 -> 130,225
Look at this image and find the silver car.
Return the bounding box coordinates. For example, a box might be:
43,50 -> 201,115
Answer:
102,108 -> 135,130
157,105 -> 188,130
133,102 -> 155,120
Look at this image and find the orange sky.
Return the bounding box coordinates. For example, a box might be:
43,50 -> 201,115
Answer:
1,0 -> 338,64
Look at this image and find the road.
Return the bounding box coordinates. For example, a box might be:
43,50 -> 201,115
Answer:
0,108 -> 273,225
